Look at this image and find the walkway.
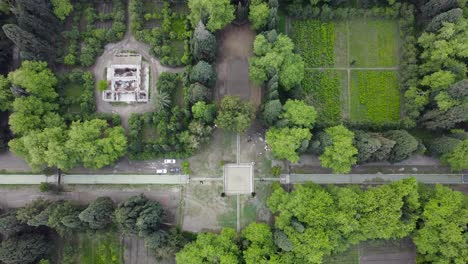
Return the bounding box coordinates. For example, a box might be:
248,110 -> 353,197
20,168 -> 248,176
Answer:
0,174 -> 189,185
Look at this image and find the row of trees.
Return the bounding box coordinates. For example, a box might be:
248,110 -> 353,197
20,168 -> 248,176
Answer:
0,194 -> 191,263
175,180 -> 467,264
3,61 -> 127,171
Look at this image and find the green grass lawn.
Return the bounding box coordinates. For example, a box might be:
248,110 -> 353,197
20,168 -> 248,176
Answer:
323,245 -> 359,264
291,20 -> 335,67
349,19 -> 399,67
170,40 -> 185,60
302,70 -> 344,125
350,70 -> 400,124
79,232 -> 123,264
142,124 -> 158,142
64,83 -> 83,97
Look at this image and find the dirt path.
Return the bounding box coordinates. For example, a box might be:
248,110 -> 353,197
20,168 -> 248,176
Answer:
214,24 -> 261,107
90,1 -> 184,130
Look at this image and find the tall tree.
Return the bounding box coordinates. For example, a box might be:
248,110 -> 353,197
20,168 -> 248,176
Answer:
445,139 -> 468,171
66,119 -> 127,169
2,24 -> 52,61
0,233 -> 51,264
190,61 -> 217,88
188,0 -> 235,32
7,61 -> 57,101
176,228 -> 241,263
319,125 -> 357,173
249,0 -> 269,30
215,96 -> 255,133
266,127 -> 311,163
280,99 -> 317,128
79,197 -> 115,230
384,130 -> 419,162
242,223 -> 279,264
192,21 -> 217,62
413,184 -> 467,263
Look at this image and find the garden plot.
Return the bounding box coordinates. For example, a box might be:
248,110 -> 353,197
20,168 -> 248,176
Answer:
349,19 -> 399,67
290,18 -> 401,124
350,70 -> 400,124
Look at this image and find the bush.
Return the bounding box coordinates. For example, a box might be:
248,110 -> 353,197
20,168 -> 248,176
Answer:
271,165 -> 281,177
98,80 -> 108,92
181,161 -> 191,175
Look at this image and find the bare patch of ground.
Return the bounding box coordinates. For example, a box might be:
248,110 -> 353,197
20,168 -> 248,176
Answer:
182,181 -> 236,232
215,24 -> 261,108
359,238 -> 416,264
123,235 -> 159,264
188,129 -> 236,177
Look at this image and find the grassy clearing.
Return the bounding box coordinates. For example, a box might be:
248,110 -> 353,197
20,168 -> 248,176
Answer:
291,20 -> 335,67
350,70 -> 400,123
302,70 -> 343,125
217,196 -> 237,229
79,232 -> 123,264
64,83 -> 83,97
323,245 -> 359,264
349,19 -> 399,67
142,124 -> 158,142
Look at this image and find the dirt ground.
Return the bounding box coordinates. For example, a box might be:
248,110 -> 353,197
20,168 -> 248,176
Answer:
214,24 -> 261,108
123,235 -> 160,264
181,181 -> 237,232
359,238 -> 416,264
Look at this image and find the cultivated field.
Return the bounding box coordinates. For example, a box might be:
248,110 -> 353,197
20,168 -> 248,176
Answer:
290,18 -> 401,124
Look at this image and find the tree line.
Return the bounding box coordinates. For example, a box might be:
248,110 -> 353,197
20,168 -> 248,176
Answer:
176,179 -> 467,264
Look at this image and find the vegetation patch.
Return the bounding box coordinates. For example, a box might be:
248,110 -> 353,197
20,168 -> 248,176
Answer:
78,232 -> 123,264
302,70 -> 342,125
350,70 -> 400,124
291,19 -> 335,67
349,19 -> 399,67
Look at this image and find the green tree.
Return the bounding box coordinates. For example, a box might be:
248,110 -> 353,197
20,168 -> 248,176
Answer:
66,119 -> 127,169
384,130 -> 418,162
192,101 -> 216,124
445,139 -> 468,171
420,70 -> 456,90
8,127 -> 71,172
280,99 -> 317,128
192,21 -> 217,62
0,75 -> 12,111
426,8 -> 463,32
175,228 -> 240,264
47,201 -> 83,234
16,198 -> 52,226
0,211 -> 27,237
50,0 -> 73,21
0,233 -> 51,264
188,0 -> 235,32
215,96 -> 255,133
266,127 -> 311,163
274,230 -> 293,252
447,79 -> 468,98
115,194 -> 165,236
354,131 -> 382,163
190,61 -> 217,88
421,0 -> 459,18
242,223 -> 278,263
413,184 -> 467,263
152,90 -> 171,112
421,102 -> 468,130
2,24 -> 52,61
79,197 -> 115,230
8,61 -> 57,101
262,99 -> 282,126
249,0 -> 269,30
188,83 -> 210,103
319,125 -> 357,173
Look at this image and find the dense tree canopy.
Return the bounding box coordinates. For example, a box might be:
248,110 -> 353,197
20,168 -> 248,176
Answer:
0,75 -> 12,111
188,0 -> 235,32
79,197 -> 115,230
0,233 -> 50,264
189,61 -> 217,88
50,0 -> 73,21
319,125 -> 357,173
413,184 -> 468,264
175,228 -> 240,263
215,96 -> 255,133
249,33 -> 304,90
66,119 -> 127,169
445,139 -> 468,171
266,127 -> 311,163
280,99 -> 317,128
192,22 -> 217,62
249,0 -> 270,30
7,61 -> 57,101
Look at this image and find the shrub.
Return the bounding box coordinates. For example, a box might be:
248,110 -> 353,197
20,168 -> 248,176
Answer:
97,80 -> 108,92
181,161 -> 191,175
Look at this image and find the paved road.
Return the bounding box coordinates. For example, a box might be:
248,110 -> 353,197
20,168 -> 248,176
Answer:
287,174 -> 466,184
